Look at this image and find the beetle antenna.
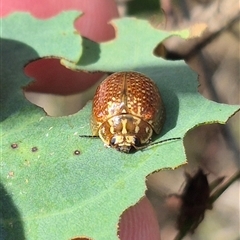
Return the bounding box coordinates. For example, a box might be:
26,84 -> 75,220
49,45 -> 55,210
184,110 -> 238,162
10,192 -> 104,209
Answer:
149,137 -> 181,147
79,135 -> 99,138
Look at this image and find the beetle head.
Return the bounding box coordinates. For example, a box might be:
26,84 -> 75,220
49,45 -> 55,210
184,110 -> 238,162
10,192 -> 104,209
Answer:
98,115 -> 153,153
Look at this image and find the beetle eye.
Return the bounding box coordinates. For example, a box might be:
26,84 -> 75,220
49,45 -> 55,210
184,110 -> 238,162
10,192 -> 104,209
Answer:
134,137 -> 141,147
110,137 -> 116,146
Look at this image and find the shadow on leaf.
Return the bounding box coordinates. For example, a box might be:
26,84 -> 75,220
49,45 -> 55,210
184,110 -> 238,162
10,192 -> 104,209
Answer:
0,183 -> 25,240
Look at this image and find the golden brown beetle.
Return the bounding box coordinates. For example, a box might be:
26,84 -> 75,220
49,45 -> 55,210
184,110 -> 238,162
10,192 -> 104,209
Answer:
91,72 -> 165,153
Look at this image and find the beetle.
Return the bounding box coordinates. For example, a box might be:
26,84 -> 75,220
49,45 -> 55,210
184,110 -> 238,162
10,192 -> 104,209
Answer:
91,71 -> 165,153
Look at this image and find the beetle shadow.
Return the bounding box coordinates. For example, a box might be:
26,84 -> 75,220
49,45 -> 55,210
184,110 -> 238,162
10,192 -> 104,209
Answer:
136,63 -> 197,140
158,87 -> 179,137
0,183 -> 25,239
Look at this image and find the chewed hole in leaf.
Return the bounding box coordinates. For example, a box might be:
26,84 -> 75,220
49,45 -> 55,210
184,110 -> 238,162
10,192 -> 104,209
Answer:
71,237 -> 93,240
23,58 -> 106,116
118,197 -> 161,240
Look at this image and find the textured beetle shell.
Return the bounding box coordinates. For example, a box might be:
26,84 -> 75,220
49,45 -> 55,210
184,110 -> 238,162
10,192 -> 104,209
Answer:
91,72 -> 165,136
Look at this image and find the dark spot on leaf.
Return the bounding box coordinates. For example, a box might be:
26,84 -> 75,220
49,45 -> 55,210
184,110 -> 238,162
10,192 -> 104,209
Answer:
74,150 -> 81,155
31,147 -> 38,152
11,143 -> 18,149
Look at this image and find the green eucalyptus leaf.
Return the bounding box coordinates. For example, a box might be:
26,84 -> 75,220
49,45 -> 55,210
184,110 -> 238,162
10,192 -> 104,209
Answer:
61,17 -> 189,72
